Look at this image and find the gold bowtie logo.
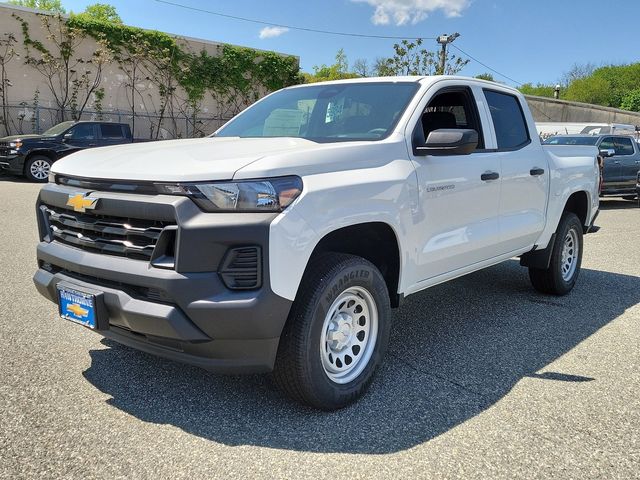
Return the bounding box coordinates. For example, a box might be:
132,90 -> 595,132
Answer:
67,303 -> 89,318
66,193 -> 98,213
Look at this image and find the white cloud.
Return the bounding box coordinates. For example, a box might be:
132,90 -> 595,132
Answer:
353,0 -> 471,25
259,26 -> 290,39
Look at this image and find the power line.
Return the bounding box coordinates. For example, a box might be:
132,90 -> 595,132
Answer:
449,44 -> 554,120
450,44 -> 523,86
154,0 -> 436,40
154,0 -> 547,117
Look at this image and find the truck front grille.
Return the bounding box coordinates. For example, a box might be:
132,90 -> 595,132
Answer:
42,205 -> 174,261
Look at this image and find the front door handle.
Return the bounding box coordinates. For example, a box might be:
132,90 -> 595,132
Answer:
481,171 -> 500,181
530,167 -> 545,176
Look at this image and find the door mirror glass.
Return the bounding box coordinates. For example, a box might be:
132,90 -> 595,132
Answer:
415,128 -> 478,156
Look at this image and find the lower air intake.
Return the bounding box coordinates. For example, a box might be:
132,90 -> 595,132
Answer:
219,246 -> 262,290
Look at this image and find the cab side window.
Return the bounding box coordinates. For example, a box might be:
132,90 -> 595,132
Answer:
420,89 -> 484,149
67,124 -> 96,140
484,90 -> 530,150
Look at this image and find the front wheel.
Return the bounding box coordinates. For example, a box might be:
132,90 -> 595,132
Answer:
528,212 -> 583,295
273,253 -> 391,410
24,155 -> 52,183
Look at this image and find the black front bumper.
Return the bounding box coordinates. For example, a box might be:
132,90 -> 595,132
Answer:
0,153 -> 24,175
33,183 -> 293,373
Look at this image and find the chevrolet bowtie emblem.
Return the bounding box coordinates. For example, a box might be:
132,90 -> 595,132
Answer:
67,303 -> 89,318
66,193 -> 98,213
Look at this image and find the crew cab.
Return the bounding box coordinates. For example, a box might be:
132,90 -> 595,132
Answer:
33,77 -> 600,410
544,134 -> 640,200
0,121 -> 133,182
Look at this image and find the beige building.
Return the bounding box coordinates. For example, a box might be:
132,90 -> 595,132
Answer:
0,3 -> 298,138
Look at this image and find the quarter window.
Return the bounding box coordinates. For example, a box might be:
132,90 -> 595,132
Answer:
484,90 -> 530,149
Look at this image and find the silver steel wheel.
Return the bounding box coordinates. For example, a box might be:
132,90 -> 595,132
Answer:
320,286 -> 378,385
29,159 -> 51,180
560,228 -> 579,281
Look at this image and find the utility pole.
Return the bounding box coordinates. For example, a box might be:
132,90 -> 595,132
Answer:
436,33 -> 460,75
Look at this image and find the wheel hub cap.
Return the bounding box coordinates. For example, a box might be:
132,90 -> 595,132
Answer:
320,286 -> 379,384
560,228 -> 579,281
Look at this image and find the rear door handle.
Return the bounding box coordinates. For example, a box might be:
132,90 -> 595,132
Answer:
530,167 -> 545,176
481,171 -> 499,181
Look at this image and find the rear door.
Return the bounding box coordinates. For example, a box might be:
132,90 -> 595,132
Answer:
483,89 -> 549,252
614,136 -> 640,190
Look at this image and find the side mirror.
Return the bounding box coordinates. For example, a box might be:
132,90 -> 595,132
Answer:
414,128 -> 479,156
599,148 -> 615,158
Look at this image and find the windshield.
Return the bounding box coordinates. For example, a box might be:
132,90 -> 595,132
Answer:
215,82 -> 420,142
543,136 -> 598,146
43,121 -> 75,136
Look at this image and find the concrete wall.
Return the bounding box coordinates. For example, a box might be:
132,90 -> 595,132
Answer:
525,95 -> 640,126
0,3 -> 296,138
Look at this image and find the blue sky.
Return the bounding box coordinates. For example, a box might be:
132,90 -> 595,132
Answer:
56,0 -> 640,86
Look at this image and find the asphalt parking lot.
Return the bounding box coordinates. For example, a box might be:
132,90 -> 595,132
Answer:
0,175 -> 638,479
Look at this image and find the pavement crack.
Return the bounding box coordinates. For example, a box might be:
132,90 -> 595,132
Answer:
388,352 -> 486,398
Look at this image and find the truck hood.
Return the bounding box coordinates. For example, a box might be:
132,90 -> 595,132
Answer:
0,134 -> 48,142
51,137 -> 322,182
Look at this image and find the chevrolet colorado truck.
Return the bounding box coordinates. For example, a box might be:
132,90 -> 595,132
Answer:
0,121 -> 133,182
33,77 -> 600,410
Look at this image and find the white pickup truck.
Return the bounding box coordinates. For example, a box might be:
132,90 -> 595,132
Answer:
34,77 -> 600,410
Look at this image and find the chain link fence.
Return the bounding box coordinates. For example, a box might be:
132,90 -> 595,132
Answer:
0,104 -> 232,139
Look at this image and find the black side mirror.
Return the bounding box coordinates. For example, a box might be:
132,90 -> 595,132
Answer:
599,148 -> 615,158
414,128 -> 479,156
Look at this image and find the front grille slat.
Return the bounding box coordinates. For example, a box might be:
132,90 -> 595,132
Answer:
43,205 -> 174,262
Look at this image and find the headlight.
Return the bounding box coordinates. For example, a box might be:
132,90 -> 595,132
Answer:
157,176 -> 303,212
9,141 -> 22,148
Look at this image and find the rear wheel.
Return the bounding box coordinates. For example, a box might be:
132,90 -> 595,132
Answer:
24,155 -> 52,183
273,253 -> 391,410
528,212 -> 583,295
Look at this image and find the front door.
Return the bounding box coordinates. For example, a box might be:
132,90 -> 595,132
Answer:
410,86 -> 502,281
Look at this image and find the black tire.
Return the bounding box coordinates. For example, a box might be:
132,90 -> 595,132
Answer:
24,155 -> 52,183
528,212 -> 583,296
273,252 -> 391,410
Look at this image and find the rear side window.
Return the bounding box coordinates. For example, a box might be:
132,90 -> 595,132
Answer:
484,90 -> 530,149
614,137 -> 634,155
100,124 -> 124,139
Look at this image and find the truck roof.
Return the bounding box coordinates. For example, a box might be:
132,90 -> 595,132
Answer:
286,75 -> 521,94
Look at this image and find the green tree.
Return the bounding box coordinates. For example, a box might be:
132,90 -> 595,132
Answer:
519,83 -> 556,98
76,3 -> 122,24
377,39 -> 468,76
620,88 -> 640,112
475,73 -> 494,81
564,76 -> 612,106
304,49 -> 359,83
8,0 -> 65,13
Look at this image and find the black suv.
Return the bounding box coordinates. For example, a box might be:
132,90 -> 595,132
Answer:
0,121 -> 133,182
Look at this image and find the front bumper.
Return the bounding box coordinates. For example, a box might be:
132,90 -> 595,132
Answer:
33,183 -> 293,373
0,153 -> 24,175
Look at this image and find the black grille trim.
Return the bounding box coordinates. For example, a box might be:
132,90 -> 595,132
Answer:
42,205 -> 175,262
219,246 -> 262,290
